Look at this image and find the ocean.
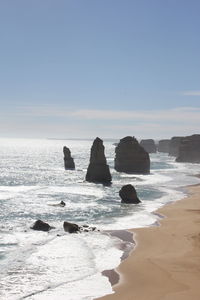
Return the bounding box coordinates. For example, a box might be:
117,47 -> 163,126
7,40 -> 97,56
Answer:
0,138 -> 200,300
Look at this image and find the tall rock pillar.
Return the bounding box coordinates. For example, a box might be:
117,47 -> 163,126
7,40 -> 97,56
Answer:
63,146 -> 75,170
86,137 -> 112,184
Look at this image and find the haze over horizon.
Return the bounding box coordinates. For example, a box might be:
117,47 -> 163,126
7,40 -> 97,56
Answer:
0,0 -> 200,140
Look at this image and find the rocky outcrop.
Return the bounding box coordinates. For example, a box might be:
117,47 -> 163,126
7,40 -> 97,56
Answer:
114,136 -> 150,174
63,221 -> 80,233
30,220 -> 99,234
63,222 -> 99,233
31,220 -> 54,232
119,184 -> 141,204
140,139 -> 157,153
157,139 -> 170,153
85,137 -> 112,184
176,134 -> 200,163
63,146 -> 75,170
169,137 -> 184,157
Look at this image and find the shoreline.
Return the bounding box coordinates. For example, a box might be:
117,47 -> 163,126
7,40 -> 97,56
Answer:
102,229 -> 135,286
96,183 -> 200,300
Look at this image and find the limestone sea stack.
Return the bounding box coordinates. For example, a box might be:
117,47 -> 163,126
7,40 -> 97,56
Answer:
119,184 -> 141,204
176,134 -> 200,163
114,136 -> 150,174
140,139 -> 157,153
157,139 -> 170,153
85,137 -> 112,184
168,136 -> 183,157
63,146 -> 75,170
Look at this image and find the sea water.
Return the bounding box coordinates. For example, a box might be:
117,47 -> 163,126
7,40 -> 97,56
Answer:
0,138 -> 200,300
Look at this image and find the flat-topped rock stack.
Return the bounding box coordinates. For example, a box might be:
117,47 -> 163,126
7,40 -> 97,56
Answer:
157,139 -> 170,153
63,146 -> 75,170
140,139 -> 157,153
169,136 -> 184,157
176,134 -> 200,163
85,137 -> 112,184
114,136 -> 150,174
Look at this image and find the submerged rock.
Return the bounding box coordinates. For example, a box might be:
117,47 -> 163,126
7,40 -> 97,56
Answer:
48,201 -> 66,207
31,220 -> 53,232
63,146 -> 75,170
79,226 -> 98,232
169,137 -> 184,157
114,136 -> 150,174
85,137 -> 112,184
176,134 -> 200,163
157,139 -> 170,153
119,184 -> 141,204
140,139 -> 157,153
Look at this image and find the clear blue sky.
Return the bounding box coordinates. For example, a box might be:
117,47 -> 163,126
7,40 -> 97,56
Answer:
0,0 -> 200,139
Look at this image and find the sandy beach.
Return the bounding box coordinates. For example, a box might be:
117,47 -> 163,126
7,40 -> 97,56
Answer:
96,184 -> 200,300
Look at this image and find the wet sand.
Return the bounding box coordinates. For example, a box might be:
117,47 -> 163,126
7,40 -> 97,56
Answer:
96,184 -> 200,300
102,230 -> 135,285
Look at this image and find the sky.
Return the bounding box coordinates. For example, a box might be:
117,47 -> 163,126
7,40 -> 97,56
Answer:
0,0 -> 200,139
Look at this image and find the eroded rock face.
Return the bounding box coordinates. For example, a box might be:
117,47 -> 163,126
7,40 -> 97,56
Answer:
157,139 -> 170,153
176,134 -> 200,163
31,220 -> 53,232
85,137 -> 112,184
119,184 -> 141,204
140,139 -> 157,153
63,146 -> 75,170
114,136 -> 150,174
169,137 -> 184,157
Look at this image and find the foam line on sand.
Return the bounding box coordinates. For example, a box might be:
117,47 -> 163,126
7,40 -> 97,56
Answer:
96,184 -> 200,300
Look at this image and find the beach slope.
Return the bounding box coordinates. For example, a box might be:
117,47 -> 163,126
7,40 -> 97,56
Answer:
96,185 -> 200,300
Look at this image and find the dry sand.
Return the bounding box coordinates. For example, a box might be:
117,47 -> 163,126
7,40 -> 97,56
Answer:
96,185 -> 200,300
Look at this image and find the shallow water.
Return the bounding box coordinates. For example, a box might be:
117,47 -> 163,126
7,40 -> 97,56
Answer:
0,138 -> 200,300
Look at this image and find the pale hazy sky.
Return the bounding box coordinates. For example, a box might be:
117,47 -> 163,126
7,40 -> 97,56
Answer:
0,0 -> 200,139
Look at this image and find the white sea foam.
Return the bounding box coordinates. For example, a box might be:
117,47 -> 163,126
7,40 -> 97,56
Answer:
0,232 -> 122,300
29,273 -> 113,300
42,185 -> 105,198
0,138 -> 200,300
